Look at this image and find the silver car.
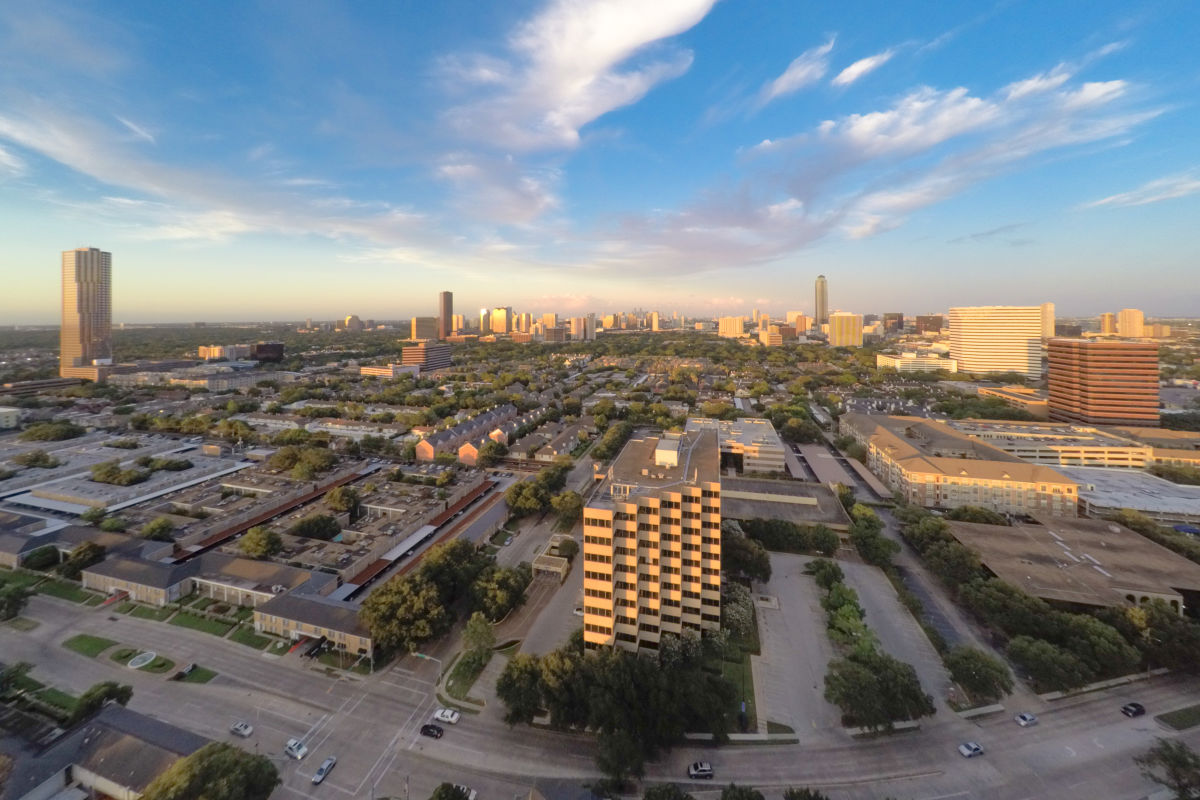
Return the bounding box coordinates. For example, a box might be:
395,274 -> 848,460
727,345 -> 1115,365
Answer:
312,756 -> 337,785
1014,712 -> 1038,727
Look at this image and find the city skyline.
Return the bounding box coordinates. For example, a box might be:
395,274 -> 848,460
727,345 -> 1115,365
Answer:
2,2 -> 1199,323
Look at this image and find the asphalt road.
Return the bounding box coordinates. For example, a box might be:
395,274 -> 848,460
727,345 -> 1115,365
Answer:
6,586 -> 1198,800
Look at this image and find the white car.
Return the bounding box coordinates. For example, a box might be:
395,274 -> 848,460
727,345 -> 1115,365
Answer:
1014,712 -> 1038,727
433,707 -> 460,725
958,742 -> 984,758
312,756 -> 337,785
285,738 -> 309,760
229,721 -> 254,738
454,785 -> 478,800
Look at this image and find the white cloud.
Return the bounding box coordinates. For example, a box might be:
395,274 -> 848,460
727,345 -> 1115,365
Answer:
443,0 -> 716,151
1061,80 -> 1127,109
436,155 -> 559,225
0,143 -> 24,176
831,49 -> 894,87
115,115 -> 155,144
1083,172 -> 1200,209
758,37 -> 835,105
1003,65 -> 1072,100
821,86 -> 998,157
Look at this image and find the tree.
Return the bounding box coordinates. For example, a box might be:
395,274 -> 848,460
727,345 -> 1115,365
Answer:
470,563 -> 532,621
0,584 -> 33,621
811,526 -> 840,556
141,742 -> 279,800
22,544 -> 59,571
722,583 -> 756,640
359,575 -> 450,652
462,611 -> 496,670
644,785 -> 694,800
496,653 -> 543,725
550,490 -> 584,529
783,790 -> 831,800
1135,739 -> 1200,800
239,526 -> 283,559
80,507 -> 107,525
99,516 -> 127,532
805,558 -> 845,591
58,541 -> 105,581
477,440 -> 507,468
69,681 -> 132,725
946,505 -> 1009,525
19,421 -> 85,441
1006,636 -> 1092,692
287,514 -> 342,541
325,486 -> 361,519
824,651 -> 935,730
140,517 -> 176,541
944,646 -> 1013,704
720,785 -> 764,800
429,784 -> 470,800
721,535 -> 772,583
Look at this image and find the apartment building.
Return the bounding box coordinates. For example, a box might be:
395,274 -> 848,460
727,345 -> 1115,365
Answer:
1047,338 -> 1160,426
717,316 -> 746,338
839,413 -> 1079,516
582,429 -> 722,653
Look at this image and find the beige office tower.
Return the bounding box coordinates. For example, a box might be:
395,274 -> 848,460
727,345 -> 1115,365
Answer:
541,312 -> 558,329
828,312 -> 863,347
717,316 -> 746,338
582,428 -> 722,652
1117,308 -> 1144,338
1041,302 -> 1055,340
60,247 -> 113,378
949,306 -> 1042,380
650,311 -> 660,331
1099,312 -> 1117,334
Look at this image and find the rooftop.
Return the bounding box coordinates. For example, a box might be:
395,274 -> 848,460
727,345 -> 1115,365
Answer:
595,428 -> 720,506
1059,466 -> 1200,517
720,477 -> 852,529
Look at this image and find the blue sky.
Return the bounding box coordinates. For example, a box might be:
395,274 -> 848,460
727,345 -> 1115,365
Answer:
1,0 -> 1198,323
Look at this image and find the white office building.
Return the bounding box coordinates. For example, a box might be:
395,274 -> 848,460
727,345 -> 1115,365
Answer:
949,306 -> 1043,380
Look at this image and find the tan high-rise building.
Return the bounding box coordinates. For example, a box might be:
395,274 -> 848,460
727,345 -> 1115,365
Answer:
490,307 -> 512,335
786,311 -> 810,331
815,275 -> 829,325
650,311 -> 660,331
1117,308 -> 1144,338
582,428 -> 721,653
717,316 -> 746,338
828,312 -> 863,347
411,316 -> 438,340
1041,302 -> 1055,341
541,312 -> 558,329
949,306 -> 1042,380
438,291 -> 453,340
1047,339 -> 1159,426
60,247 -> 113,379
1099,312 -> 1117,334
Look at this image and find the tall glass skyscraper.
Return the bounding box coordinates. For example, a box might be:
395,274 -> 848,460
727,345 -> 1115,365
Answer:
60,247 -> 112,378
814,274 -> 828,326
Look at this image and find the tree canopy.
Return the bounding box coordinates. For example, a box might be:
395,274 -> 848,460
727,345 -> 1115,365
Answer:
141,742 -> 279,800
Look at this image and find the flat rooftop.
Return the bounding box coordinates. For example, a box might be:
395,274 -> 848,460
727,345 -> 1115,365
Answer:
595,428 -> 720,507
720,477 -> 852,529
948,516 -> 1200,608
947,419 -> 1144,449
1059,466 -> 1200,518
685,417 -> 784,449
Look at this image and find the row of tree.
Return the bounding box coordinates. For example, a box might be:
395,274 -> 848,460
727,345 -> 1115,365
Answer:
736,518 -> 840,557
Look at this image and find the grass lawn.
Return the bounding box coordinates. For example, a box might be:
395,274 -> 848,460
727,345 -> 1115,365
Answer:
233,606 -> 253,622
0,569 -> 43,590
36,687 -> 78,713
83,593 -> 104,606
36,579 -> 99,604
229,625 -> 272,650
766,720 -> 796,735
114,601 -> 136,614
110,647 -> 137,664
129,604 -> 176,622
317,649 -> 372,674
445,651 -> 489,704
139,655 -> 176,674
169,612 -> 234,636
5,616 -> 39,632
720,652 -> 758,731
1158,704 -> 1200,731
9,672 -> 45,694
62,633 -> 118,658
180,665 -> 218,684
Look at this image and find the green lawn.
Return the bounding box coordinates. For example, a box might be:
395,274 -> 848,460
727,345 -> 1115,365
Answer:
766,720 -> 796,735
36,579 -> 100,604
0,569 -> 43,590
229,625 -> 272,650
5,616 -> 39,632
180,665 -> 218,684
139,655 -> 176,674
169,612 -> 234,636
445,651 -> 489,703
129,604 -> 175,621
317,649 -> 371,674
114,601 -> 136,614
720,652 -> 758,731
8,672 -> 45,694
62,634 -> 118,658
36,687 -> 78,713
110,647 -> 137,664
233,606 -> 253,621
1158,704 -> 1200,731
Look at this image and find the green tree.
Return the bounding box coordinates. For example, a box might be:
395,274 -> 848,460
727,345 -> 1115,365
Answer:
824,651 -> 935,730
22,544 -> 59,571
0,584 -> 33,621
462,611 -> 496,670
429,784 -> 470,800
141,742 -> 279,800
1006,636 -> 1092,692
18,421 -> 85,441
239,526 -> 283,559
477,440 -> 508,468
644,785 -> 694,800
80,507 -> 107,525
470,563 -> 532,621
946,505 -> 1009,525
99,516 -> 127,532
721,534 -> 772,583
496,653 -> 543,725
1135,739 -> 1200,800
58,541 -> 106,581
325,486 -> 361,518
944,646 -> 1014,704
720,785 -> 764,800
140,517 -> 176,541
287,514 -> 342,540
358,575 -> 450,652
550,490 -> 584,529
69,681 -> 132,725
783,790 -> 831,800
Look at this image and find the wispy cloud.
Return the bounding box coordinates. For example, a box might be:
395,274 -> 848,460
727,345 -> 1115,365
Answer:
947,222 -> 1027,243
0,143 -> 24,176
1083,172 -> 1200,208
758,37 -> 835,106
115,115 -> 155,145
436,155 -> 560,225
831,49 -> 895,87
442,0 -> 715,151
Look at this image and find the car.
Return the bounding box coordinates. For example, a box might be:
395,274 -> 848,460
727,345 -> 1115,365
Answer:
311,756 -> 337,785
420,723 -> 444,739
285,738 -> 308,760
958,742 -> 984,758
572,606 -> 584,617
1014,712 -> 1038,727
687,761 -> 714,779
1122,702 -> 1146,718
453,785 -> 478,800
229,721 -> 254,738
433,708 -> 460,725
503,536 -> 513,546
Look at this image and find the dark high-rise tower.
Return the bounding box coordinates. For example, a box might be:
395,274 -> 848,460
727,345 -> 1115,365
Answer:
814,274 -> 828,326
60,247 -> 113,378
438,291 -> 453,339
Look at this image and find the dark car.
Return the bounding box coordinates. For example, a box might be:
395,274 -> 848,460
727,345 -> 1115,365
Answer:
420,724 -> 444,739
1121,702 -> 1146,718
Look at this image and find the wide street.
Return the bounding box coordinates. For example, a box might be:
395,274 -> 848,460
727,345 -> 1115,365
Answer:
7,565 -> 1199,800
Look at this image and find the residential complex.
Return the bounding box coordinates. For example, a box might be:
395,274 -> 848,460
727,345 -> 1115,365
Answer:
948,305 -> 1043,380
582,428 -> 722,653
1047,338 -> 1160,426
60,247 -> 113,380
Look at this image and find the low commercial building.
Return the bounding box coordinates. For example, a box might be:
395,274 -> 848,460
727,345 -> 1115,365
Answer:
839,413 -> 1078,516
948,516 -> 1200,613
360,363 -> 420,379
1059,466 -> 1200,527
876,353 -> 958,373
976,385 -> 1049,419
685,417 -> 786,474
945,419 -> 1151,468
254,592 -> 373,656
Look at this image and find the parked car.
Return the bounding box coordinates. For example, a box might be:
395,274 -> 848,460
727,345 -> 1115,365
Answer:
1121,702 -> 1146,718
285,739 -> 309,760
958,742 -> 984,758
453,786 -> 478,800
420,724 -> 444,739
1014,712 -> 1038,727
433,708 -> 460,725
230,721 -> 254,738
312,756 -> 337,785
687,761 -> 714,779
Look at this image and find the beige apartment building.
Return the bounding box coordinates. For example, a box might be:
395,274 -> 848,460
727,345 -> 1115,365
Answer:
582,428 -> 722,653
839,413 -> 1079,516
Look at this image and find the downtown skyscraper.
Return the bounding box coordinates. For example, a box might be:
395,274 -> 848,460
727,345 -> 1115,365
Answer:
438,291 -> 453,339
814,274 -> 828,326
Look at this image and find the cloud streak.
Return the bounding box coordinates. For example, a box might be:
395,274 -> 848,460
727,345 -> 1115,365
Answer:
1083,172 -> 1200,208
758,37 -> 835,106
831,49 -> 894,87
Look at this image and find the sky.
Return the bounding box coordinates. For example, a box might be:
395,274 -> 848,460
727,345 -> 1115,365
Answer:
1,0 -> 1198,323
